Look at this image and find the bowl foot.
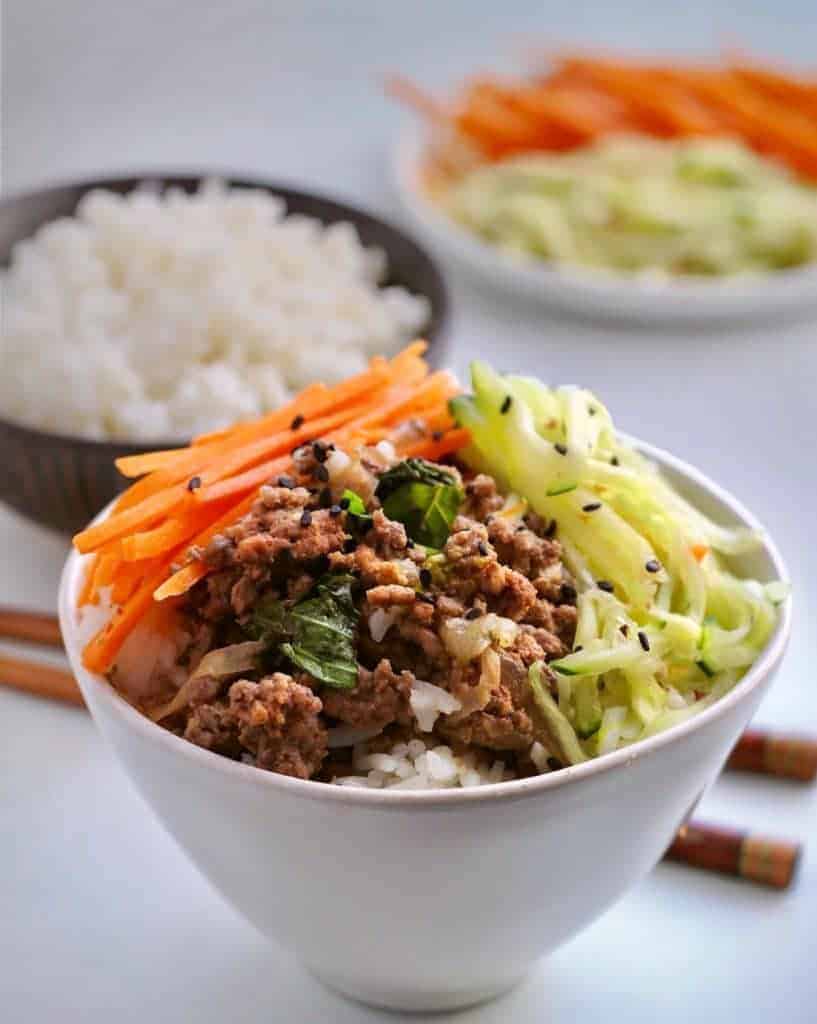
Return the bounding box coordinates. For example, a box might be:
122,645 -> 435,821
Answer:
309,965 -> 527,1013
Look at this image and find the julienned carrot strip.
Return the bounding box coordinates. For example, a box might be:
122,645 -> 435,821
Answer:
120,499 -> 233,561
74,487 -> 192,555
191,456 -> 290,506
190,382 -> 329,447
153,562 -> 209,601
152,491 -> 261,601
353,372 -> 458,429
401,428 -> 471,461
82,560 -> 180,673
78,555 -> 100,606
195,401 -> 377,490
691,544 -> 710,562
111,558 -> 159,606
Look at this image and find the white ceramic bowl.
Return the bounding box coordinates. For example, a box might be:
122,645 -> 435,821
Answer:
59,439 -> 791,1013
394,127 -> 817,324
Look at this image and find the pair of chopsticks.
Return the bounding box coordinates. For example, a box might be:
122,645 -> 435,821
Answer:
0,606 -> 810,887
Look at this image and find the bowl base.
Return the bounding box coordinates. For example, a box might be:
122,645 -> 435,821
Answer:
309,964 -> 527,1013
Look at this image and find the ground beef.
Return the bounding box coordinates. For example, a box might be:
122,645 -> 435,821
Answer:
366,584 -> 417,607
487,517 -> 562,580
437,652 -> 539,751
150,452 -> 579,781
321,659 -> 413,729
461,473 -> 505,521
330,543 -> 420,588
443,518 -> 538,621
184,673 -> 327,779
367,509 -> 409,557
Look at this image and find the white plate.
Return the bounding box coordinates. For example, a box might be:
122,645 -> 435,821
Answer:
393,127 -> 817,324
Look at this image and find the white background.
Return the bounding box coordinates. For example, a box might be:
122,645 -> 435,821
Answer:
2,2 -> 816,1020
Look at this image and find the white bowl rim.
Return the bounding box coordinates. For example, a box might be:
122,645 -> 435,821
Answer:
393,125 -> 817,312
59,435 -> 791,809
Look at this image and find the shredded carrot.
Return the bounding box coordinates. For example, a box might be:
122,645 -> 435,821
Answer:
691,544 -> 710,562
73,344 -> 471,672
153,562 -> 209,602
77,555 -> 101,606
386,51 -> 817,181
402,427 -> 471,461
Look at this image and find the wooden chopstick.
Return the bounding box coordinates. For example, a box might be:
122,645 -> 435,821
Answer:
726,728 -> 817,783
0,652 -> 84,707
664,820 -> 801,889
0,607 -> 63,648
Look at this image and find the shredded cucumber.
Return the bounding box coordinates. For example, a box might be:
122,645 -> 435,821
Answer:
445,136 -> 817,277
453,363 -> 787,762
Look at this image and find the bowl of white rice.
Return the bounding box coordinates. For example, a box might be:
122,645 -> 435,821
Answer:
0,174 -> 447,534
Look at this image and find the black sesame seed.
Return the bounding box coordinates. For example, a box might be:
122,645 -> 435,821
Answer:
554,443 -> 568,456
500,394 -> 512,414
277,475 -> 294,489
645,558 -> 661,573
313,463 -> 330,483
300,510 -> 312,528
547,756 -> 563,771
312,442 -> 328,463
582,501 -> 602,513
343,537 -> 357,554
290,414 -> 304,431
465,607 -> 481,621
186,475 -> 201,492
544,519 -> 557,538
574,644 -> 584,652
419,568 -> 432,588
588,405 -> 597,416
638,630 -> 650,652
339,497 -> 350,511
559,582 -> 578,603
406,538 -> 415,549
329,505 -> 342,518
432,430 -> 443,442
619,624 -> 630,637
597,580 -> 614,593
417,592 -> 435,605
477,541 -> 489,556
610,456 -> 620,467
516,524 -> 526,533
318,487 -> 332,508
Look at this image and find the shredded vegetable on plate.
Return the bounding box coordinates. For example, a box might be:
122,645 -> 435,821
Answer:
451,362 -> 787,761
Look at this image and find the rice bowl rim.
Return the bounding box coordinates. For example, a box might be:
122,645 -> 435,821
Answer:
0,168 -> 450,449
59,434 -> 792,809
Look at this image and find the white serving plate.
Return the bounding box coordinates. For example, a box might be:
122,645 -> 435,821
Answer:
394,127 -> 817,324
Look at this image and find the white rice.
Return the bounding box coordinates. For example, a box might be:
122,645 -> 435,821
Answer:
0,179 -> 430,441
333,736 -> 518,790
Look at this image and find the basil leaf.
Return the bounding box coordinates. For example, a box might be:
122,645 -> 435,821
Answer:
246,593 -> 290,643
342,488 -> 373,532
244,574 -> 360,689
382,480 -> 463,549
376,458 -> 458,503
284,574 -> 360,689
377,459 -> 463,548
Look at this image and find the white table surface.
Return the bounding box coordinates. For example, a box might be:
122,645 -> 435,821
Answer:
2,2 -> 816,1020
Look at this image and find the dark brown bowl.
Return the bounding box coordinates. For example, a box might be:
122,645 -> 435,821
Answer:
0,173 -> 450,536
